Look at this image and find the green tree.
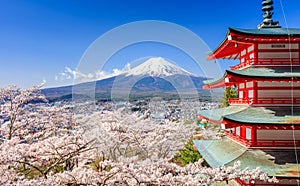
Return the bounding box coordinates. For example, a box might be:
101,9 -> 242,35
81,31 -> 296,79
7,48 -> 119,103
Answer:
172,138 -> 203,166
219,86 -> 238,108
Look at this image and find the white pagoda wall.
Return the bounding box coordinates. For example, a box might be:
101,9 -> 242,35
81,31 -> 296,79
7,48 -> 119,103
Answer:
257,129 -> 300,141
257,90 -> 300,98
258,43 -> 299,50
258,82 -> 300,87
256,43 -> 300,65
258,52 -> 299,59
257,81 -> 300,99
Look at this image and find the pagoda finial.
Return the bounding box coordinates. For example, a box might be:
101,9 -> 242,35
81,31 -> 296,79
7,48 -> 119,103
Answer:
258,0 -> 281,29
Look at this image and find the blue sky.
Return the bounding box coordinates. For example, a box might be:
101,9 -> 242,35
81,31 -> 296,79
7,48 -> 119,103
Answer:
0,0 -> 300,88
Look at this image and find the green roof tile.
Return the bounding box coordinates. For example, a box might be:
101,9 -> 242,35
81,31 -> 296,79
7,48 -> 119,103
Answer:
227,68 -> 300,78
204,68 -> 300,86
199,106 -> 248,122
200,106 -> 300,125
194,139 -> 300,177
230,27 -> 300,36
193,139 -> 246,168
225,107 -> 300,124
230,149 -> 300,177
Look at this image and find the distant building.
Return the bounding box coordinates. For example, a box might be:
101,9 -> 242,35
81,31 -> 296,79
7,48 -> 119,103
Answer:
195,1 -> 300,185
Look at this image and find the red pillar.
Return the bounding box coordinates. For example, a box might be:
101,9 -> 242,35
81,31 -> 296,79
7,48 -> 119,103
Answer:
253,81 -> 258,104
251,126 -> 257,146
240,126 -> 246,139
254,43 -> 258,65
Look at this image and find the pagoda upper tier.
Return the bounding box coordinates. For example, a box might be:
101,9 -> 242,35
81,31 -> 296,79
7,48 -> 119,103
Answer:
207,28 -> 300,68
205,27 -> 300,106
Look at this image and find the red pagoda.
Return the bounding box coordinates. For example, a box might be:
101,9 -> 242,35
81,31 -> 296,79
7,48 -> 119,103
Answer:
194,0 -> 300,185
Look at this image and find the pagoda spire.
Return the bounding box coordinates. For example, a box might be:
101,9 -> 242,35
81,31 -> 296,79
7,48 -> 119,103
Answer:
258,0 -> 281,29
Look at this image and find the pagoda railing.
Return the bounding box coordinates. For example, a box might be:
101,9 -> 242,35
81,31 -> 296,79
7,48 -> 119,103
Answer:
255,98 -> 300,105
225,131 -> 300,148
256,58 -> 300,66
229,98 -> 300,105
224,131 -> 249,146
229,98 -> 252,105
251,140 -> 300,148
230,58 -> 300,70
230,60 -> 254,70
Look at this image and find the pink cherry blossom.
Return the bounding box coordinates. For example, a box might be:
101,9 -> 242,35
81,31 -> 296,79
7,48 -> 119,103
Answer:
0,85 -> 277,185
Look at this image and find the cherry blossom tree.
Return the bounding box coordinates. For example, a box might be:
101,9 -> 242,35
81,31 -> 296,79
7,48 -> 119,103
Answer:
0,85 -> 277,185
76,109 -> 198,161
0,85 -> 96,185
12,158 -> 277,185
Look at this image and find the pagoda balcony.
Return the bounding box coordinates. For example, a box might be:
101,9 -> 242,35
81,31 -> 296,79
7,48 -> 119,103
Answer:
225,131 -> 300,149
256,58 -> 300,66
229,98 -> 300,105
230,60 -> 254,70
250,140 -> 300,149
230,58 -> 300,70
229,98 -> 252,105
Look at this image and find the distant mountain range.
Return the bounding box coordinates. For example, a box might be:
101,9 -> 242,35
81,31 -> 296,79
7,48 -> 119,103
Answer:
42,57 -> 210,101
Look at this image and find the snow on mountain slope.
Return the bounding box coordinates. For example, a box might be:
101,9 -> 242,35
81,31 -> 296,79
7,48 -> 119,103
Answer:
125,57 -> 193,77
42,57 -> 207,99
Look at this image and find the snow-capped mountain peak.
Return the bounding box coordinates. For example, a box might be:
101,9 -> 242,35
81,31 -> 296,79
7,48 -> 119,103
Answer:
125,57 -> 192,77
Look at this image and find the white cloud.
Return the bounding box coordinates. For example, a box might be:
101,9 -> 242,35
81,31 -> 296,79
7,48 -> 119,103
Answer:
124,63 -> 131,71
55,65 -> 130,83
65,67 -> 76,79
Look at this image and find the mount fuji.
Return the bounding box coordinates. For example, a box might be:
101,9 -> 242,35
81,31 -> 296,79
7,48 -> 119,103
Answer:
42,57 -> 209,100
125,57 -> 193,77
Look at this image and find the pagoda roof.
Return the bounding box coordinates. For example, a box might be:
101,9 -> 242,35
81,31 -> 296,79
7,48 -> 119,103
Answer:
194,138 -> 300,178
225,107 -> 300,125
193,138 -> 246,167
207,27 -> 300,60
199,106 -> 300,126
203,67 -> 300,89
199,105 -> 248,123
230,27 -> 300,36
228,67 -> 300,78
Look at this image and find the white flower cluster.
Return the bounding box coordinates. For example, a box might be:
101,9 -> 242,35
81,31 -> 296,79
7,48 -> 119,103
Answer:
0,86 -> 277,185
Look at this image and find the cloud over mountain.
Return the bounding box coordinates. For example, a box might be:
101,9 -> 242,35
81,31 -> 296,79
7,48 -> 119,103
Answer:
45,57 -> 208,100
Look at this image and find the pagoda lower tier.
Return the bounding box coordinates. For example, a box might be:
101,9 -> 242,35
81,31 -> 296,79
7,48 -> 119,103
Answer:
199,106 -> 300,149
193,138 -> 300,185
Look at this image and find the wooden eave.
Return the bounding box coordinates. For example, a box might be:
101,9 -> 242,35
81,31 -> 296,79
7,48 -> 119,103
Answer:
203,70 -> 300,90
